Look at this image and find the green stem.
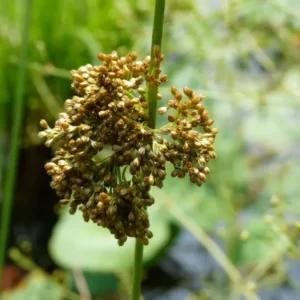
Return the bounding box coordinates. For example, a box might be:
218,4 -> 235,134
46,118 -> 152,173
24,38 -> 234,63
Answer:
147,0 -> 166,129
131,1 -> 165,300
0,0 -> 33,283
131,240 -> 144,300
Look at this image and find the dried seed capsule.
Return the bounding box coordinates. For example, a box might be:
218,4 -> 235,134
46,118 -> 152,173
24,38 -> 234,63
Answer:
59,199 -> 70,206
168,99 -> 178,108
154,177 -> 163,188
38,131 -> 47,138
171,170 -> 178,177
178,170 -> 186,178
201,110 -> 209,120
97,53 -> 106,61
83,212 -> 90,222
157,169 -> 166,180
183,142 -> 190,152
144,198 -> 155,206
142,238 -> 149,246
203,167 -> 210,174
160,75 -> 167,82
69,207 -> 77,215
107,205 -> 117,216
118,235 -> 127,246
158,155 -> 166,165
138,147 -> 146,158
146,230 -> 153,239
98,110 -> 110,118
183,87 -> 193,97
130,163 -> 137,175
174,92 -> 182,101
115,220 -> 124,233
99,192 -> 111,203
144,175 -> 154,186
40,119 -> 49,129
166,115 -> 175,122
132,157 -> 140,168
211,128 -> 219,135
142,164 -> 151,175
158,107 -> 167,114
197,104 -> 205,113
97,201 -> 104,209
128,211 -> 135,222
198,172 -> 206,182
209,151 -> 217,159
169,134 -> 178,142
171,86 -> 179,96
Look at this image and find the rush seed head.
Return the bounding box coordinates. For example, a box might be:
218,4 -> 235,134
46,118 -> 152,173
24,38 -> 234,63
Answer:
39,50 -> 218,246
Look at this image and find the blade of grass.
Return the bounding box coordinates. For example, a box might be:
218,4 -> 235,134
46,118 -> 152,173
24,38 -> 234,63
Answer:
165,198 -> 260,300
75,28 -> 102,65
0,0 -> 33,283
2,0 -> 16,22
0,52 -> 9,200
0,13 -> 12,194
33,73 -> 62,118
9,57 -> 71,79
72,268 -> 92,300
0,102 -> 8,198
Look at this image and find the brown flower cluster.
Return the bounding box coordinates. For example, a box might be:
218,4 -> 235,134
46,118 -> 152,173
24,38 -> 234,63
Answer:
157,86 -> 218,186
39,50 -> 218,246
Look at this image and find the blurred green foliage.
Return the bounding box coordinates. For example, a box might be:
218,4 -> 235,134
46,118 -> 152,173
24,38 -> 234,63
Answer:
1,0 -> 300,299
1,271 -> 63,300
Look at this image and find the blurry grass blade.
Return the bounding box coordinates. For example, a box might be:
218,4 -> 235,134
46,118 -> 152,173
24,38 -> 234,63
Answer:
0,103 -> 8,196
10,56 -> 71,79
2,0 -> 16,21
0,0 -> 33,281
75,28 -> 102,65
33,73 -> 62,118
0,60 -> 9,199
72,268 -> 92,300
165,198 -> 260,300
166,199 -> 242,284
0,30 -> 10,196
28,62 -> 71,79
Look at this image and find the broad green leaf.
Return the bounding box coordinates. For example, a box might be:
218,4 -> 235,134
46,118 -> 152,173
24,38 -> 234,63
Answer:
152,171 -> 230,231
49,200 -> 171,272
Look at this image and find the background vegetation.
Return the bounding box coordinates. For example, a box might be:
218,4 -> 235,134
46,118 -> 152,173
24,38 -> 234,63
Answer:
1,0 -> 300,299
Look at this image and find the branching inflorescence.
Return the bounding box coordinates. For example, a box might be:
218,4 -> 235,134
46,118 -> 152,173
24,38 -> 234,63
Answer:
39,49 -> 218,246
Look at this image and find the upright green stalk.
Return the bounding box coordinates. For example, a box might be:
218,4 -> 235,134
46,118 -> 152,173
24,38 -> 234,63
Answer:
147,0 -> 166,129
131,1 -> 165,300
0,0 -> 33,282
131,239 -> 144,300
